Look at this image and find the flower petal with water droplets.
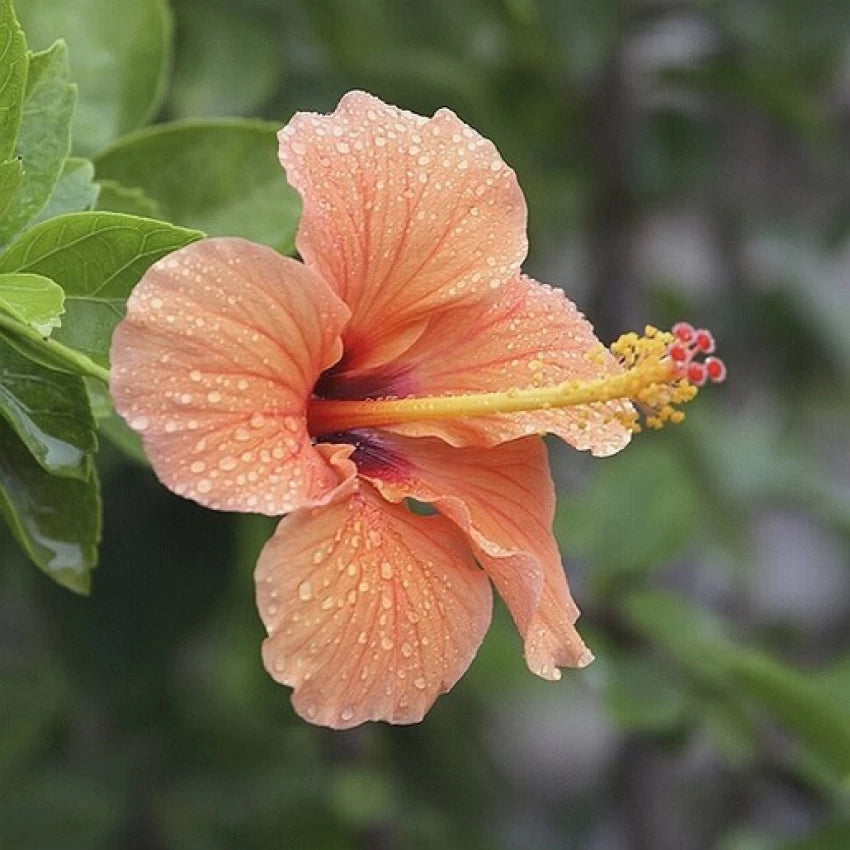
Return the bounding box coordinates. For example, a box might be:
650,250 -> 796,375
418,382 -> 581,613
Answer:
385,274 -> 633,455
255,480 -> 491,729
278,90 -> 527,372
363,433 -> 592,679
110,238 -> 351,514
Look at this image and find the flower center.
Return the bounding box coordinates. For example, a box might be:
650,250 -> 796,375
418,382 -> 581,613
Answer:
306,323 -> 726,437
314,358 -> 414,401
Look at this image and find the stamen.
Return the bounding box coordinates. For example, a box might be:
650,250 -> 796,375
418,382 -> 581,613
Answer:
307,322 -> 726,436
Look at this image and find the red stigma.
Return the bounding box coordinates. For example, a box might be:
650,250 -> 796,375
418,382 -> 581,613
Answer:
669,343 -> 688,362
667,322 -> 726,385
695,330 -> 715,353
687,362 -> 707,385
705,356 -> 727,383
673,321 -> 695,343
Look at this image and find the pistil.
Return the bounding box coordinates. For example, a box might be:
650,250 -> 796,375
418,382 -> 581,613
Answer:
307,324 -> 725,437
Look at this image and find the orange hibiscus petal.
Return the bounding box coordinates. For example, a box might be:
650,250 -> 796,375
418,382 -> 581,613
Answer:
110,238 -> 351,514
278,90 -> 527,371
255,480 -> 492,729
384,274 -> 633,456
362,433 -> 592,679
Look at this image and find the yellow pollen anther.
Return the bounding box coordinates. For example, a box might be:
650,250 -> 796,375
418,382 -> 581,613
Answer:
307,325 -> 722,437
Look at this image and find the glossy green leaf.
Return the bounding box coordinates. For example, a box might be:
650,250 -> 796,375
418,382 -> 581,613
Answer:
0,0 -> 27,161
0,272 -> 64,335
17,0 -> 172,156
94,120 -> 301,252
0,41 -> 75,245
0,158 -> 22,219
29,157 -> 99,226
96,179 -> 161,218
0,211 -> 203,364
0,334 -> 95,478
624,591 -> 850,782
0,419 -> 100,594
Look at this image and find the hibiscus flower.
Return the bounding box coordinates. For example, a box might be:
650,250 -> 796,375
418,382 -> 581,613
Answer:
110,91 -> 724,729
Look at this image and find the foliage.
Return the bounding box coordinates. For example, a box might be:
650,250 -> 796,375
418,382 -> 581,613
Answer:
1,0 -> 850,848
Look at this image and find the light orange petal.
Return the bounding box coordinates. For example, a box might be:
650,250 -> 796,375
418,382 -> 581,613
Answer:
255,480 -> 492,728
110,238 -> 351,514
278,90 -> 527,371
362,433 -> 592,679
385,274 -> 633,456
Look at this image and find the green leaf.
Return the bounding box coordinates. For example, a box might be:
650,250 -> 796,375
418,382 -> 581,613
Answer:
96,179 -> 162,218
602,653 -> 689,734
724,652 -> 850,786
624,591 -> 850,783
0,211 -> 203,364
94,120 -> 301,253
555,441 -> 704,582
0,419 -> 100,594
0,333 -> 95,478
17,0 -> 172,155
0,0 -> 27,161
0,271 -> 64,335
0,157 -> 22,218
169,0 -> 282,119
85,378 -> 147,465
29,157 -> 99,226
0,41 -> 75,245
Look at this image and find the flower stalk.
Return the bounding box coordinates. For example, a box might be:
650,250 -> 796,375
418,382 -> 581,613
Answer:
0,310 -> 111,384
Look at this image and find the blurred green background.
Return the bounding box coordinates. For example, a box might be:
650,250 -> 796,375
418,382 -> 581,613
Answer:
3,0 -> 850,848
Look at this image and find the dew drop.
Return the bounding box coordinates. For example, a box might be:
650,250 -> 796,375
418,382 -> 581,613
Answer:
298,580 -> 313,601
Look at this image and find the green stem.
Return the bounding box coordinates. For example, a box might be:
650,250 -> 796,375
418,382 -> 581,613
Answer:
0,311 -> 111,384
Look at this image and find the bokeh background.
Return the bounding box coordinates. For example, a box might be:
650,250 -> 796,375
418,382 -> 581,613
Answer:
3,1 -> 850,848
